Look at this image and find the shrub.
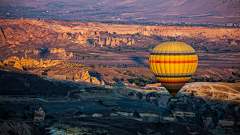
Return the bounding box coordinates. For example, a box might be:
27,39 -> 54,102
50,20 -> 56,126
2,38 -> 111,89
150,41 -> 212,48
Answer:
104,74 -> 108,76
89,65 -> 95,68
42,72 -> 47,75
113,76 -> 121,82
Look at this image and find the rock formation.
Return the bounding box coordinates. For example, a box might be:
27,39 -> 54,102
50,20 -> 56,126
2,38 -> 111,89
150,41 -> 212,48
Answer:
127,40 -> 131,45
116,38 -> 120,45
132,38 -> 135,44
57,33 -> 63,39
101,80 -> 105,86
0,27 -> 7,47
13,61 -> 23,70
66,76 -> 72,80
39,58 -> 43,67
75,33 -> 87,44
98,38 -> 102,46
122,38 -> 128,43
25,18 -> 32,24
21,57 -> 39,67
80,71 -> 91,82
89,31 -> 95,36
18,17 -> 24,24
96,30 -> 100,36
74,74 -> 80,82
3,56 -> 58,68
106,37 -> 111,45
231,40 -> 237,45
69,52 -> 73,58
62,32 -> 69,39
33,50 -> 40,55
2,56 -> 23,70
91,77 -> 100,84
49,48 -> 67,59
110,38 -> 116,47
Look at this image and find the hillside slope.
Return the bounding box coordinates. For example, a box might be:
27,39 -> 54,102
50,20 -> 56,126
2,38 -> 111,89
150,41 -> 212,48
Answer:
0,0 -> 239,25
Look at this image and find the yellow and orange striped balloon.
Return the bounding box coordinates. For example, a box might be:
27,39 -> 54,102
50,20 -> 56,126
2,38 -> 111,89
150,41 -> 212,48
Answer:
149,42 -> 198,96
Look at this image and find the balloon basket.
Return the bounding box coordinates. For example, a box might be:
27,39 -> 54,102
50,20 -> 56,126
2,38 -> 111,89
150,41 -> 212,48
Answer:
171,98 -> 177,101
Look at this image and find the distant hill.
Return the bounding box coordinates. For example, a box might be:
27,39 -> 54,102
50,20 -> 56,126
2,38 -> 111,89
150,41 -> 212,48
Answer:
0,0 -> 239,25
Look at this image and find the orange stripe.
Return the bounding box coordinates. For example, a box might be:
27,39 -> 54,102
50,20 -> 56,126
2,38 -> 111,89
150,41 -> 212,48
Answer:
149,60 -> 198,63
162,81 -> 188,83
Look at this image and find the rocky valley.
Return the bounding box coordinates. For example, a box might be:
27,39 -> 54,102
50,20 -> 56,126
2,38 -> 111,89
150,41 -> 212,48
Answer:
0,17 -> 240,135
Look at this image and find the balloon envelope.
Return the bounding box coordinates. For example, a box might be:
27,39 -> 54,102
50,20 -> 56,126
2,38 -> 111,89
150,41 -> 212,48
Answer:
149,42 -> 198,96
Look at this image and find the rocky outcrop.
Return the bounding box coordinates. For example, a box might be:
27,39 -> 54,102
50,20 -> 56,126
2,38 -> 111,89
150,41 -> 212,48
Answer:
106,37 -> 111,45
62,32 -> 69,39
49,48 -> 66,54
74,74 -> 80,82
49,48 -> 67,59
80,71 -> 91,82
132,38 -> 135,44
91,77 -> 100,84
57,33 -> 63,39
69,52 -> 73,58
20,57 -> 39,67
96,30 -> 100,36
33,50 -> 40,55
101,80 -> 105,86
39,58 -> 43,67
13,60 -> 23,70
0,27 -> 7,47
3,56 -> 23,70
122,38 -> 127,43
3,56 -> 58,68
18,17 -> 24,24
75,33 -> 87,44
231,40 -> 237,45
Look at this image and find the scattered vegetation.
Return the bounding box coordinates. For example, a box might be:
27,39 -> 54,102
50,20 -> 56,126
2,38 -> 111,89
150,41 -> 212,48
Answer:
89,65 -> 96,68
127,75 -> 158,86
42,72 -> 48,75
114,70 -> 122,73
113,76 -> 124,82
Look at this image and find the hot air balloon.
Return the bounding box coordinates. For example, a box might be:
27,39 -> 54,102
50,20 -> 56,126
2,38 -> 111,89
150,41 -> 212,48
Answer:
149,42 -> 198,101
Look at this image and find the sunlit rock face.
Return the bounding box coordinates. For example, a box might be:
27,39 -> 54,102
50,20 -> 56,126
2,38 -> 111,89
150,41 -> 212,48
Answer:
91,77 -> 101,85
80,71 -> 90,82
181,82 -> 240,103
